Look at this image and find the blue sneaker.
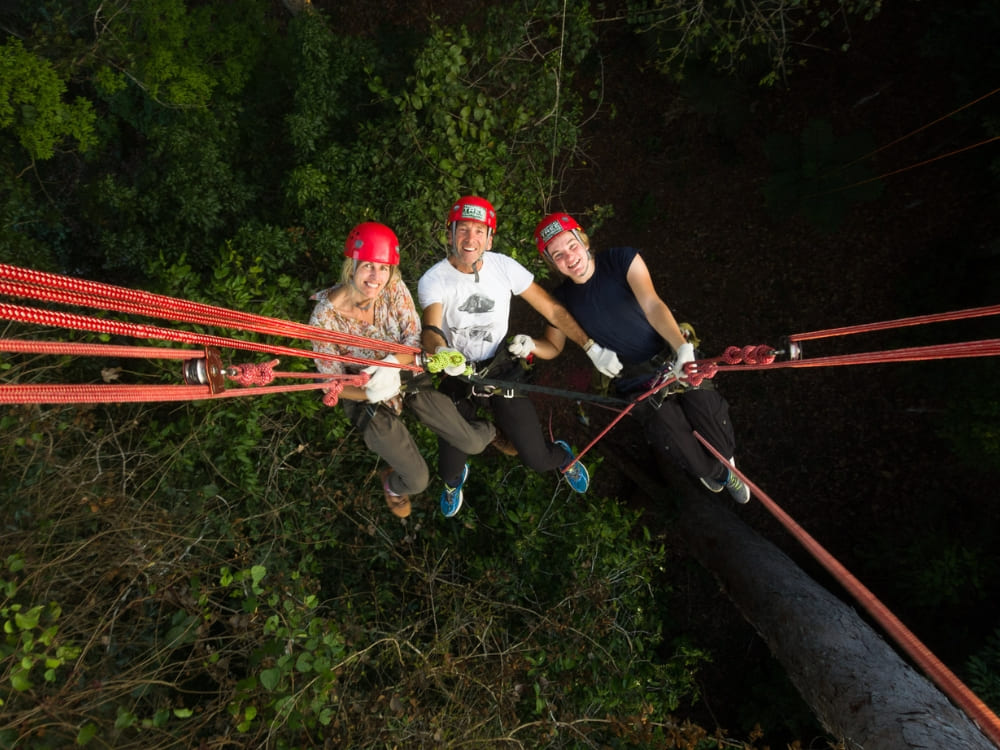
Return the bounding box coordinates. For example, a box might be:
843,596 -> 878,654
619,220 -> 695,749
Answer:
554,440 -> 589,493
440,464 -> 469,518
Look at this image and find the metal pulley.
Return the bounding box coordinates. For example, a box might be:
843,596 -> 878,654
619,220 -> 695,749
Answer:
182,347 -> 227,393
780,338 -> 803,361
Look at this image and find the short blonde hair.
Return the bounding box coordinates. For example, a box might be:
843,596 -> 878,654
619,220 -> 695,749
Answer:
339,258 -> 402,286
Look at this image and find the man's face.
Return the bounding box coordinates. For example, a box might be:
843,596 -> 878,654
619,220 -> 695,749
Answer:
451,220 -> 492,271
546,231 -> 591,281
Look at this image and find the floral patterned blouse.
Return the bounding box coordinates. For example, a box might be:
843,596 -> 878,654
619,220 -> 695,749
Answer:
308,277 -> 421,378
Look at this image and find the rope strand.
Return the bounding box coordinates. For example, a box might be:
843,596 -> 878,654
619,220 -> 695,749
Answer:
0,263 -> 420,360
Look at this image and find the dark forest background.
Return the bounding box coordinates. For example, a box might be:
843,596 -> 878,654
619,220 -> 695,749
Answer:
2,0 -> 999,747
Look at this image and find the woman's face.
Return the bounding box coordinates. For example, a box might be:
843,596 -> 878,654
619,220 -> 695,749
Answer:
546,231 -> 592,283
352,261 -> 393,299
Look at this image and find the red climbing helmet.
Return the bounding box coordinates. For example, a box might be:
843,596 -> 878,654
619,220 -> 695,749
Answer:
343,222 -> 400,265
534,212 -> 582,255
447,196 -> 497,232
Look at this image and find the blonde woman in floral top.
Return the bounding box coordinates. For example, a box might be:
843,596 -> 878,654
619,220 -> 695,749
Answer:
309,222 -> 497,519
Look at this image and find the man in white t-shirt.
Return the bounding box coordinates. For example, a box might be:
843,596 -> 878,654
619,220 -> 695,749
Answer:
417,195 -> 622,517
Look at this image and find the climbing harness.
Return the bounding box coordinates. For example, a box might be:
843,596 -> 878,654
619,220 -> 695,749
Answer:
462,373 -> 632,406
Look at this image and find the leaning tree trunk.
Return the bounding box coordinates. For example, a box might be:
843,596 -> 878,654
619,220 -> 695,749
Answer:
671,480 -> 995,750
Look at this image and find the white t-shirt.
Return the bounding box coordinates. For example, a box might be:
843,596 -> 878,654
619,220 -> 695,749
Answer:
418,252 -> 534,363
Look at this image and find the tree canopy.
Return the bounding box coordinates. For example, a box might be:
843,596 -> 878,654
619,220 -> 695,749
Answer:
3,0 -> 1000,748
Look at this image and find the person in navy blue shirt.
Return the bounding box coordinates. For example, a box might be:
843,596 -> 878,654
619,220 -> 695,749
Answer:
507,211 -> 751,504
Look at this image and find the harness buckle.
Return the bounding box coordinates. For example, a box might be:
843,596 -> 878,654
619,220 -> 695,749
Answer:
470,382 -> 496,398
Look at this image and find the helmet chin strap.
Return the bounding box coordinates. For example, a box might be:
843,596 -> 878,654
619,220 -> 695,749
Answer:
449,224 -> 490,283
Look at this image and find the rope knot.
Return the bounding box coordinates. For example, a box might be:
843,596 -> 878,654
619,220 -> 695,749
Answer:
722,344 -> 776,366
684,361 -> 717,387
723,346 -> 744,364
322,381 -> 345,407
229,358 -> 280,386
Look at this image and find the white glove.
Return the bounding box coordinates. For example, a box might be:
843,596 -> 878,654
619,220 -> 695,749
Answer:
435,346 -> 468,377
508,334 -> 536,359
585,341 -> 622,378
671,342 -> 695,381
363,355 -> 402,402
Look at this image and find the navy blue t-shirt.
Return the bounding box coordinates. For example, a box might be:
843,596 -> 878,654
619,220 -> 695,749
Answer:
551,246 -> 665,365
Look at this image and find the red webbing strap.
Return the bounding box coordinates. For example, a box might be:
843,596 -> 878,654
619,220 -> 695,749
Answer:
789,303 -> 1000,343
0,263 -> 420,364
692,430 -> 1000,748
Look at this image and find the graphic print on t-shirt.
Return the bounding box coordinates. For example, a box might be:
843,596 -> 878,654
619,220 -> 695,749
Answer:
458,293 -> 494,314
454,292 -> 496,348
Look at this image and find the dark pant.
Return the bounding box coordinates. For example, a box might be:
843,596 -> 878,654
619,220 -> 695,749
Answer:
641,388 -> 736,481
342,384 -> 495,496
436,379 -> 569,486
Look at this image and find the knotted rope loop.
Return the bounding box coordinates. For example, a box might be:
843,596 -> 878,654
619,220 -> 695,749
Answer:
723,346 -> 744,364
683,361 -> 718,387
228,358 -> 280,386
722,344 -> 776,365
322,382 -> 346,407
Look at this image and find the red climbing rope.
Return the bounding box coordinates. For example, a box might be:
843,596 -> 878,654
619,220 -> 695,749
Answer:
0,263 -> 420,360
788,303 -> 1000,343
0,262 -> 423,405
0,300 -> 353,365
562,370 -> 682,471
0,379 -> 363,405
692,431 -> 1000,748
565,304 -> 1000,470
0,339 -> 199,359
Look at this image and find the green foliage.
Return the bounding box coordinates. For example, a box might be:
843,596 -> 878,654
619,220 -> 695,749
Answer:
939,394 -> 1000,469
625,0 -> 884,86
0,37 -> 96,160
86,0 -> 268,109
0,2 -> 794,747
356,1 -> 602,278
967,627 -> 1000,714
2,0 -> 607,281
762,118 -> 883,231
0,578 -> 81,697
0,385 -> 740,748
892,538 -> 998,610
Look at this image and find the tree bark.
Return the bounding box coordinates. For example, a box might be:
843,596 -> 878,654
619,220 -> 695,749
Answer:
612,445 -> 995,749
674,482 -> 995,750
